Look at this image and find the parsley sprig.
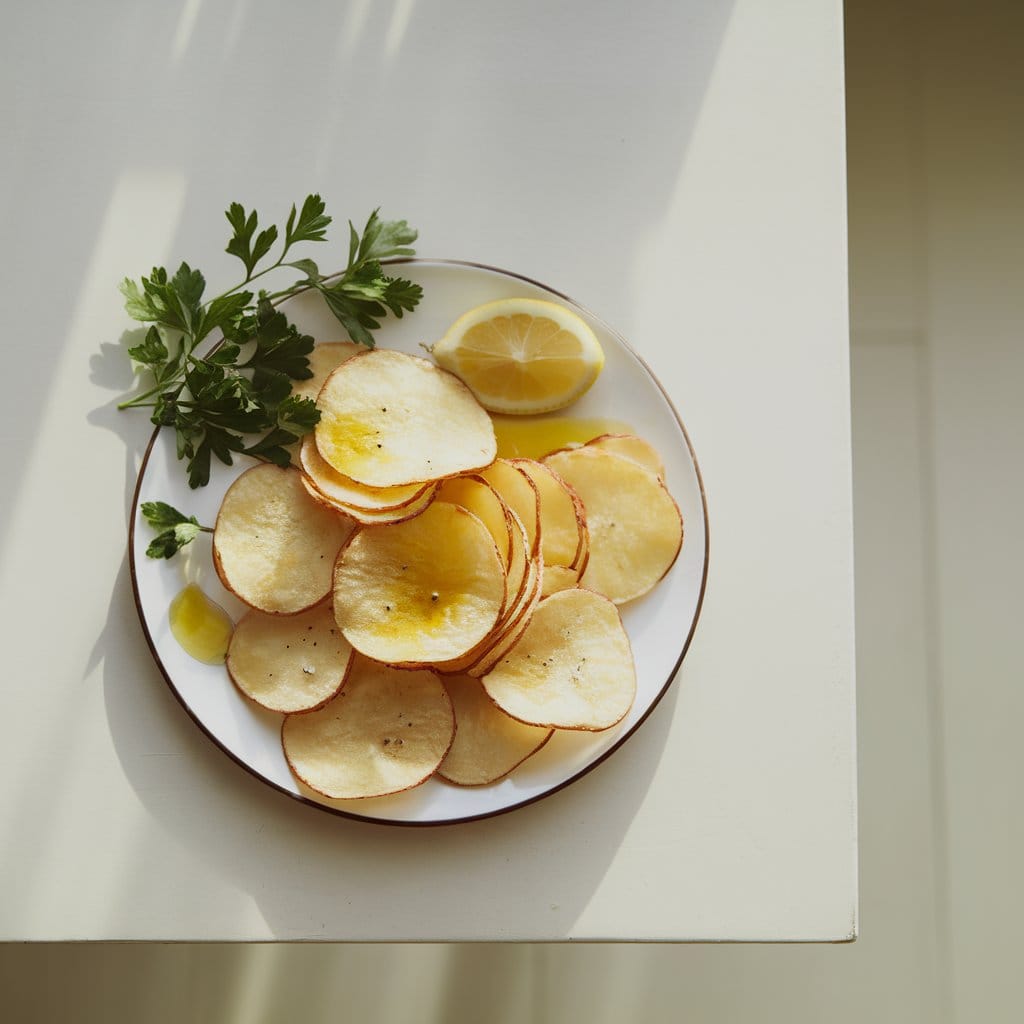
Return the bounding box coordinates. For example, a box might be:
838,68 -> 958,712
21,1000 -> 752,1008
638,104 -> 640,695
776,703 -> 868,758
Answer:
140,501 -> 212,559
118,197 -> 422,488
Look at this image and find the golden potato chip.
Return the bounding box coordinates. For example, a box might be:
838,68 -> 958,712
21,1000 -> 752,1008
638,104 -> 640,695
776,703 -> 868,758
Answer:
569,506 -> 590,575
511,458 -> 586,568
429,505 -> 533,675
437,675 -> 552,786
333,502 -> 506,665
290,341 -> 363,404
466,559 -> 543,678
466,512 -> 542,676
540,563 -> 579,598
436,474 -> 512,568
586,433 -> 666,478
300,434 -> 430,511
300,472 -> 438,526
282,658 -> 454,799
544,447 -> 682,604
501,504 -> 531,613
315,349 -> 496,487
478,459 -> 541,560
226,602 -> 353,713
214,464 -> 355,614
284,343 -> 364,463
481,588 -> 636,731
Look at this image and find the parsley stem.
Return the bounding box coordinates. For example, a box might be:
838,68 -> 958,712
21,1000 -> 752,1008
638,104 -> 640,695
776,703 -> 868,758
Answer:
219,247 -> 294,299
118,384 -> 171,409
117,375 -> 188,410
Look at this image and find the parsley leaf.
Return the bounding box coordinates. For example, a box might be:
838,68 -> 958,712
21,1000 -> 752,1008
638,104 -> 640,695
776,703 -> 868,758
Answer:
237,302 -> 316,384
381,276 -> 424,318
140,500 -> 195,531
285,194 -> 331,247
311,209 -> 421,349
226,204 -> 278,281
127,326 -> 168,367
140,501 -> 211,559
351,208 -> 418,263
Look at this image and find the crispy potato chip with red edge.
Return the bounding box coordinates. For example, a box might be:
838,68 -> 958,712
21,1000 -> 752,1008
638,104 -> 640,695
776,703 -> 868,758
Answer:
466,558 -> 543,678
437,674 -> 552,786
511,458 -> 586,569
315,349 -> 496,487
500,504 -> 531,613
478,459 -> 541,560
226,602 -> 353,713
436,474 -> 512,568
481,588 -> 636,731
544,446 -> 682,604
333,502 -> 506,666
300,434 -> 431,511
213,464 -> 355,614
430,504 -> 533,675
300,473 -> 438,526
282,658 -> 454,799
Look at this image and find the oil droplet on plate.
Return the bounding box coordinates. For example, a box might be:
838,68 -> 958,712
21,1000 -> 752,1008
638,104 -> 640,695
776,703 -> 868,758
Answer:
169,583 -> 234,665
491,415 -> 633,460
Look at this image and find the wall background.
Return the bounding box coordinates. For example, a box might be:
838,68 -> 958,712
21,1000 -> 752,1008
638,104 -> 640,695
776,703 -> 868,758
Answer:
3,0 -> 1020,1019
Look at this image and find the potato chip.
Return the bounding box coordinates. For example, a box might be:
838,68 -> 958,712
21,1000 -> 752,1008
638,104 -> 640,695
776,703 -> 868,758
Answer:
300,473 -> 438,527
569,505 -> 590,575
478,459 -> 541,560
315,349 -> 496,487
481,588 -> 636,731
544,447 -> 682,604
437,674 -> 552,786
511,458 -> 586,568
466,559 -> 543,678
586,433 -> 666,478
214,464 -> 355,614
540,563 -> 579,598
501,505 -> 531,613
333,501 -> 506,665
429,504 -> 533,675
300,434 -> 431,511
436,474 -> 512,568
290,341 -> 363,404
282,658 -> 454,799
226,601 -> 353,713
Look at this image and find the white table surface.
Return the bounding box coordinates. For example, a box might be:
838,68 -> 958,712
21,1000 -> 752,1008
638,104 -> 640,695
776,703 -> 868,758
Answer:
0,0 -> 855,942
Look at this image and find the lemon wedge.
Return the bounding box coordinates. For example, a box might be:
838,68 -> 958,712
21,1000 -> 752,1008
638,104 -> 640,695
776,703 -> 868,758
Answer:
430,297 -> 605,414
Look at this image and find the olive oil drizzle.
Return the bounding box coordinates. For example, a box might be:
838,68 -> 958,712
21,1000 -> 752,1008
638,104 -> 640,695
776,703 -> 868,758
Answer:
169,584 -> 234,665
491,415 -> 633,460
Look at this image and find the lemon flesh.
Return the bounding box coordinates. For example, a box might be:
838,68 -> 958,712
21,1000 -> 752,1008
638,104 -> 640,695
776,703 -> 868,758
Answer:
431,298 -> 605,414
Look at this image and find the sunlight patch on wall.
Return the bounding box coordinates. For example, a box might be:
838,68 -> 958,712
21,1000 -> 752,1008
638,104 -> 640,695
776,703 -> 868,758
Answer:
384,0 -> 417,61
171,0 -> 205,63
338,0 -> 373,61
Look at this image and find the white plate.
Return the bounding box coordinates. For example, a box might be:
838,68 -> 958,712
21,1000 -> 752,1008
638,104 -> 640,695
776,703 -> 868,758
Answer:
129,259 -> 708,826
